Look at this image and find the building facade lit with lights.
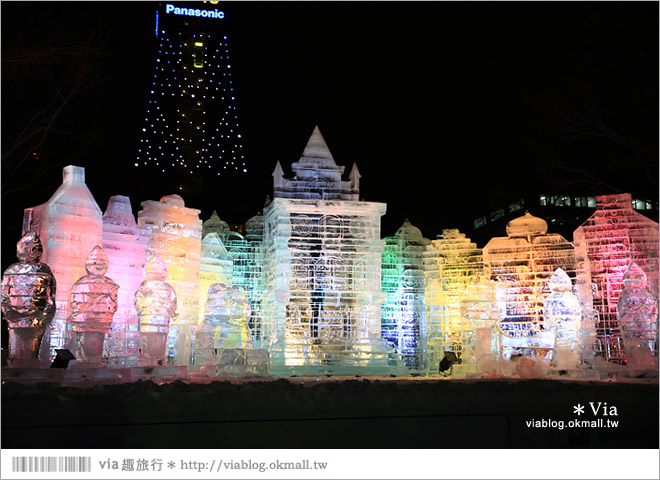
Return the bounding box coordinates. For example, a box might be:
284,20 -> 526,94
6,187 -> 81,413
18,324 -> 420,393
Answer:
136,2 -> 246,194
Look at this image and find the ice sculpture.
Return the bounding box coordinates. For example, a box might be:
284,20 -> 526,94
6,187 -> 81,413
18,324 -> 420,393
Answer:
460,279 -> 501,375
616,262 -> 658,369
135,257 -> 177,366
199,233 -> 233,323
1,232 -> 56,368
225,210 -> 265,344
202,210 -> 230,243
218,286 -> 255,349
22,165 -> 103,363
137,194 -> 202,365
381,219 -> 430,373
70,246 -> 119,367
483,211 -> 576,359
423,229 -> 483,374
574,193 -> 659,364
263,126 -> 401,375
543,268 -> 581,371
102,195 -> 149,364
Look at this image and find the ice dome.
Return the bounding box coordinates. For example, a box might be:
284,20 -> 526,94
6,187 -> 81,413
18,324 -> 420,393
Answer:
395,219 -> 430,246
506,211 -> 548,238
160,194 -> 185,207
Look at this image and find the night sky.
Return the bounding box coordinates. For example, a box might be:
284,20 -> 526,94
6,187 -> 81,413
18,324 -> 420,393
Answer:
2,1 -> 658,273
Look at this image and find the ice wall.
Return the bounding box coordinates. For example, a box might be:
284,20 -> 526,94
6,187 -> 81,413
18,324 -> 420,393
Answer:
22,165 -> 103,363
381,219 -> 429,373
573,193 -> 659,364
137,194 -> 202,365
423,229 -> 483,374
483,211 -> 576,359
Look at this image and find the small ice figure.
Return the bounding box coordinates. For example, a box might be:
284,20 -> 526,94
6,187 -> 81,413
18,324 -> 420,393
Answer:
617,262 -> 658,369
1,231 -> 56,368
193,283 -> 229,371
218,286 -> 254,350
70,246 -> 119,367
460,279 -> 501,375
543,268 -> 581,370
135,257 -> 177,366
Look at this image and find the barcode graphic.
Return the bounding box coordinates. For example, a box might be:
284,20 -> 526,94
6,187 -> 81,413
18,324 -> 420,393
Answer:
11,456 -> 92,473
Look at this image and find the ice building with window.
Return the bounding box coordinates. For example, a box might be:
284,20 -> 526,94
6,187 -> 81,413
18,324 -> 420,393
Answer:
101,195 -> 150,364
137,194 -> 202,364
224,212 -> 265,344
573,193 -> 659,364
262,126 -> 402,375
482,211 -> 576,358
423,229 -> 483,374
22,166 -> 103,364
381,219 -> 430,373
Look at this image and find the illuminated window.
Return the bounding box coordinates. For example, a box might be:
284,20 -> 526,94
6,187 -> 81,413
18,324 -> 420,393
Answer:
474,216 -> 487,229
489,209 -> 505,222
539,195 -> 547,206
508,199 -> 525,213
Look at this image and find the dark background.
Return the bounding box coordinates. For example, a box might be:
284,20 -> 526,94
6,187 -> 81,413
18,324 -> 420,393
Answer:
2,1 -> 658,269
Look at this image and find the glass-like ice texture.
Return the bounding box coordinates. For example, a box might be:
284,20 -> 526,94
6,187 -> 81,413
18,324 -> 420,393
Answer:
460,279 -> 501,375
1,232 -> 56,367
135,257 -> 178,366
616,262 -> 658,369
22,165 -> 103,363
225,210 -> 265,345
543,268 -> 581,370
202,210 -> 230,243
102,195 -> 149,364
483,211 -> 576,359
70,246 -> 119,367
381,219 -> 429,373
263,126 -> 401,375
137,194 -> 202,365
574,193 -> 659,364
423,229 -> 483,374
199,233 -> 233,326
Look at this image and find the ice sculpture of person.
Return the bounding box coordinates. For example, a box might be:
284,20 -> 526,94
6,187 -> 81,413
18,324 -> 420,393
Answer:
543,268 -> 581,371
217,286 -> 254,350
70,246 -> 119,367
1,231 -> 56,368
617,262 -> 658,369
193,283 -> 230,370
460,279 -> 500,375
135,257 -> 177,366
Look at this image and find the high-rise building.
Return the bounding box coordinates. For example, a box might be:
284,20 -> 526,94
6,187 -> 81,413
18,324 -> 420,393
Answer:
262,126 -> 403,375
136,2 -> 246,195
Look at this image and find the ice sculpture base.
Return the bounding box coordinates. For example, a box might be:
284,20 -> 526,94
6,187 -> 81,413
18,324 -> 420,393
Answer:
1,367 -> 65,384
191,348 -> 270,378
128,365 -> 188,382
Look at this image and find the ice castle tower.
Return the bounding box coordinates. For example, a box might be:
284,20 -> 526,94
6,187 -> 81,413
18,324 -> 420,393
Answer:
263,126 -> 403,375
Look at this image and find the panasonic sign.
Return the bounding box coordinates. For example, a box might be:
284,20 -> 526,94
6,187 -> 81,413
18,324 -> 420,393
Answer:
165,4 -> 225,19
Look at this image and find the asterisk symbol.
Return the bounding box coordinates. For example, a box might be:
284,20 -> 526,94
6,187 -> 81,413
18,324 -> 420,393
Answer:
573,404 -> 585,415
167,461 -> 176,469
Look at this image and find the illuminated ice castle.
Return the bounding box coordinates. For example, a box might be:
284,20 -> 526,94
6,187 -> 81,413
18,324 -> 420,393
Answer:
381,219 -> 429,373
423,229 -> 483,373
262,126 -> 402,375
483,211 -> 576,358
573,193 -> 659,364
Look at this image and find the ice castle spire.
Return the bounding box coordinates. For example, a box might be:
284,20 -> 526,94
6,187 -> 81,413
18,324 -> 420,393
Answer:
273,126 -> 358,200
